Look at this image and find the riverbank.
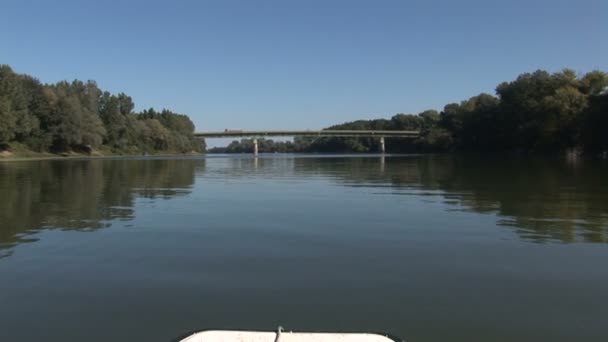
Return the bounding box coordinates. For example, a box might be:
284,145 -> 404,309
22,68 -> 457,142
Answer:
0,144 -> 203,162
0,152 -> 205,162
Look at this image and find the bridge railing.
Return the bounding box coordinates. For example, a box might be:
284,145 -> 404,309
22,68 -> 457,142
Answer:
194,129 -> 420,138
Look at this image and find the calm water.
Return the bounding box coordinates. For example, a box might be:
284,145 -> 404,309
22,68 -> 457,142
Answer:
1,155 -> 607,342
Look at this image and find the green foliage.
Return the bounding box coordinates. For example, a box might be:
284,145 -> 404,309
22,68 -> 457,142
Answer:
0,65 -> 36,146
43,80 -> 107,151
440,93 -> 501,150
580,93 -> 608,155
3,65 -> 607,157
136,108 -> 201,153
0,65 -> 203,154
306,69 -> 608,156
304,112 -> 442,153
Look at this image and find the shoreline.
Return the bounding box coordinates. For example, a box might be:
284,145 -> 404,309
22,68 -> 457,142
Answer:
2,150 -> 604,162
0,151 -> 205,162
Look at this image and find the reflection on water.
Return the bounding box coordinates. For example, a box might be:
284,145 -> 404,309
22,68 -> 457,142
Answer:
290,156 -> 608,243
1,155 -> 608,342
1,155 -> 607,259
0,158 -> 200,258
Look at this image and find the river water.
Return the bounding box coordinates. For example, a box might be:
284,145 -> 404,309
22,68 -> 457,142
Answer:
1,155 -> 607,342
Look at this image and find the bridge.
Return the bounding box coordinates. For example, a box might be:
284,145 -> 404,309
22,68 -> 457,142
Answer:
194,129 -> 420,155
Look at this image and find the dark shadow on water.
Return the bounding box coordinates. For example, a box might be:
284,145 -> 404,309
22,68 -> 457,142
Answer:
1,155 -> 607,259
0,158 -> 204,256
290,155 -> 608,243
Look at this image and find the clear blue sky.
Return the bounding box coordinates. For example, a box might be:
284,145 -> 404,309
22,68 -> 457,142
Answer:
1,0 -> 607,133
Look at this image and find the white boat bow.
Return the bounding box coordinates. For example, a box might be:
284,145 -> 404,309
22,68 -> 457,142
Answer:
177,329 -> 403,342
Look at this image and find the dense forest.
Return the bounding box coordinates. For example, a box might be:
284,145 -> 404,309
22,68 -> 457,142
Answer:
0,65 -> 204,156
214,69 -> 608,156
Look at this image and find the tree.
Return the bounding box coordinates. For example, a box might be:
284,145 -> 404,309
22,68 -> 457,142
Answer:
579,70 -> 608,95
44,82 -> 105,151
538,86 -> 587,150
99,93 -> 128,149
0,65 -> 37,146
0,97 -> 16,145
0,65 -> 205,155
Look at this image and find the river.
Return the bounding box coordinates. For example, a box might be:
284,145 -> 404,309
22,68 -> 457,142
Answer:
1,155 -> 607,342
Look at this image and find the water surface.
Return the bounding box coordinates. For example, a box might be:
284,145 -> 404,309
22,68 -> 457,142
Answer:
1,155 -> 607,342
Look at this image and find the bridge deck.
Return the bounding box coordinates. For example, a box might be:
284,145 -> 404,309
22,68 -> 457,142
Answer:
194,130 -> 419,138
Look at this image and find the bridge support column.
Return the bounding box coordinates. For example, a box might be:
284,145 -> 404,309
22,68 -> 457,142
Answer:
253,138 -> 258,156
379,136 -> 385,154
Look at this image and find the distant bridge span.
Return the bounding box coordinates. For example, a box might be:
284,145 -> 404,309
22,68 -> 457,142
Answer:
194,129 -> 420,155
194,129 -> 419,138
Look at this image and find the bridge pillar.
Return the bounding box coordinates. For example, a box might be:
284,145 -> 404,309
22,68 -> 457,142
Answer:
379,136 -> 385,154
253,138 -> 258,156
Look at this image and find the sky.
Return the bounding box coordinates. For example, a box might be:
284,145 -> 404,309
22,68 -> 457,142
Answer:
1,0 -> 607,136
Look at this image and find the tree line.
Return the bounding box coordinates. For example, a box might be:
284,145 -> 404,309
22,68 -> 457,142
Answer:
0,65 -> 204,155
214,69 -> 608,156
